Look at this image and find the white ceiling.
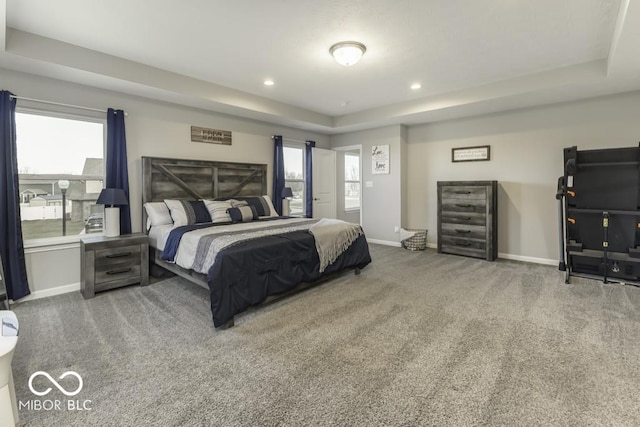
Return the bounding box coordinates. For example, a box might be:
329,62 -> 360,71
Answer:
1,0 -> 639,134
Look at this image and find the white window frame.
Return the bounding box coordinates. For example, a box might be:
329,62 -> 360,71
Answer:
15,107 -> 107,248
344,152 -> 361,212
283,143 -> 306,217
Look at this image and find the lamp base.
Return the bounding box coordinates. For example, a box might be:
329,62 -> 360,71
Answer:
104,207 -> 120,237
282,199 -> 291,216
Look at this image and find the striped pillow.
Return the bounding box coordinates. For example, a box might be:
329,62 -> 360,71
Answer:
203,200 -> 233,223
227,205 -> 258,223
216,196 -> 277,217
164,200 -> 211,226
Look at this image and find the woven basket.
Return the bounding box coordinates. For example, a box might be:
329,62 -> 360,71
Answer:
401,229 -> 427,251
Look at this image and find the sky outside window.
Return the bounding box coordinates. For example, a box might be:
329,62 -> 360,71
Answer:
15,113 -> 103,175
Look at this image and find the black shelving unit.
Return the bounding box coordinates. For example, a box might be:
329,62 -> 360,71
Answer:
557,145 -> 640,285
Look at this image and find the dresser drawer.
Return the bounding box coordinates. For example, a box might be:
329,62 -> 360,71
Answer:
440,212 -> 486,226
441,223 -> 487,240
441,198 -> 486,214
441,244 -> 487,259
441,186 -> 487,200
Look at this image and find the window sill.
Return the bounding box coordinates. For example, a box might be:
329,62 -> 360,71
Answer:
23,233 -> 104,253
344,208 -> 361,213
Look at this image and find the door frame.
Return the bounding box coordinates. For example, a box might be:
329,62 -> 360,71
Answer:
333,144 -> 363,225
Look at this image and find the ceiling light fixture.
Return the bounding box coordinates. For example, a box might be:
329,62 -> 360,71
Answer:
330,41 -> 366,66
411,83 -> 422,90
264,79 -> 274,86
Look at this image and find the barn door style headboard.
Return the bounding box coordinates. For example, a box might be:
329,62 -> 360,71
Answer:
141,156 -> 268,229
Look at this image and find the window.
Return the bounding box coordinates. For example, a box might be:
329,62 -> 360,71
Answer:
15,112 -> 105,241
344,152 -> 360,210
283,145 -> 305,216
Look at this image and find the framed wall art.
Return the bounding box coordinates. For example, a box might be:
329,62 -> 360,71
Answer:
451,145 -> 490,162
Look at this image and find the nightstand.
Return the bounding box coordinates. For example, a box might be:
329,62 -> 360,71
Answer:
81,233 -> 149,299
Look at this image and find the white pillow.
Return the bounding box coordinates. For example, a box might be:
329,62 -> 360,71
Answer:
203,200 -> 233,223
144,202 -> 173,230
164,199 -> 188,226
261,195 -> 278,217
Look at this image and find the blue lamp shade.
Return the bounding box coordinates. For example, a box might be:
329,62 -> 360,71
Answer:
282,187 -> 293,198
96,188 -> 128,207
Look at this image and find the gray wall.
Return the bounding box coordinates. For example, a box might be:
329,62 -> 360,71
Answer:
1,68 -> 330,297
406,91 -> 640,263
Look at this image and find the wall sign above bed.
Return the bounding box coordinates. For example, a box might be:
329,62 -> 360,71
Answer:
191,126 -> 232,145
451,145 -> 490,162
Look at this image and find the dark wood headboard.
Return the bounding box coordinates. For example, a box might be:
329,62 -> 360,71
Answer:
142,156 -> 268,228
142,156 -> 267,202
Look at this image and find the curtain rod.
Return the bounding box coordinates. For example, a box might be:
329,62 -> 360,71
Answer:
9,95 -> 128,116
271,135 -> 310,144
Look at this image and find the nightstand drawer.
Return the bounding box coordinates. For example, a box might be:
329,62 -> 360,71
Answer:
95,245 -> 141,267
95,265 -> 141,286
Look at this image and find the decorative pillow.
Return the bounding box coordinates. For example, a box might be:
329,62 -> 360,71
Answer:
143,202 -> 173,230
164,200 -> 211,226
227,205 -> 259,223
203,200 -> 233,223
228,199 -> 249,208
216,196 -> 277,217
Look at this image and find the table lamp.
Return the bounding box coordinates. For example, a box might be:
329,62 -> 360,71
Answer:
96,188 -> 128,237
282,187 -> 293,216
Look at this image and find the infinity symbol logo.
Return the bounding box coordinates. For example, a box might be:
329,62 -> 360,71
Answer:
28,371 -> 83,397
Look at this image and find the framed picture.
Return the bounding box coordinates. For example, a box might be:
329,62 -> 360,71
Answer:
452,145 -> 490,162
372,145 -> 390,174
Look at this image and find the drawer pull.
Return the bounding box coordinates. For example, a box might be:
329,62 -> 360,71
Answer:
455,229 -> 471,233
455,191 -> 471,194
106,267 -> 132,275
455,203 -> 472,208
107,252 -> 132,258
454,242 -> 472,247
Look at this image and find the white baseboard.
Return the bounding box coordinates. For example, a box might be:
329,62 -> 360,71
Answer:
367,238 -> 402,247
11,282 -> 80,304
428,243 -> 555,266
497,252 -> 557,266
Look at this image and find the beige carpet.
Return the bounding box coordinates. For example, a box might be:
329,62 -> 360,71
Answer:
10,244 -> 640,426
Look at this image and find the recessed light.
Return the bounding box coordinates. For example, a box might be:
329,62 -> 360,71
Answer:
411,83 -> 422,90
264,79 -> 274,86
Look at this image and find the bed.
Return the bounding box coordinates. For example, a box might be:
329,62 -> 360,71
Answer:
142,156 -> 372,328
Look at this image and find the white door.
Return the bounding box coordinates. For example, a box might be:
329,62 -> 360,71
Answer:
312,148 -> 337,219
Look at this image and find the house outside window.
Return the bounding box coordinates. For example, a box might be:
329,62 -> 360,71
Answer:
283,145 -> 305,216
344,152 -> 360,210
15,111 -> 105,242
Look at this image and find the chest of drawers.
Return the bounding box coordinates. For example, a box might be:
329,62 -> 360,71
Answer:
437,181 -> 498,261
81,233 -> 149,299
